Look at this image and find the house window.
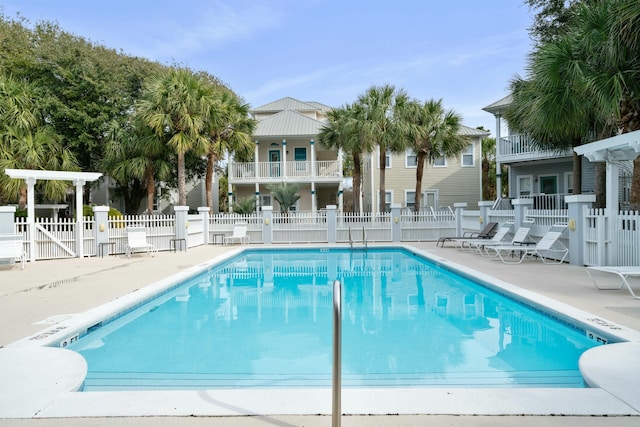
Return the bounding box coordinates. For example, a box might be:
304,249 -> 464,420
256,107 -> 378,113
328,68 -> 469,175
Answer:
433,155 -> 446,167
294,147 -> 306,161
385,150 -> 391,168
461,144 -> 474,167
405,150 -> 417,168
405,191 -> 415,209
518,176 -> 532,197
564,172 -> 573,194
385,191 -> 392,212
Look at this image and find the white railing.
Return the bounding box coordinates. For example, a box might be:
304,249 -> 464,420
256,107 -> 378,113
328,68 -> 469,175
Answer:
273,211 -> 327,243
230,160 -> 341,180
498,134 -> 572,161
399,209 -> 456,241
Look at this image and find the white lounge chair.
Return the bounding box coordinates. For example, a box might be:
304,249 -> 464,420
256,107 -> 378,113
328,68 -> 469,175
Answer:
585,266 -> 640,299
453,221 -> 515,253
477,218 -> 535,257
0,234 -> 26,269
224,225 -> 249,245
125,227 -> 157,258
485,223 -> 568,264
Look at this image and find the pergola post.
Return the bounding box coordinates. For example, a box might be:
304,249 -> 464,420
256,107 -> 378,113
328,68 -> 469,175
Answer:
74,178 -> 86,258
26,177 -> 36,262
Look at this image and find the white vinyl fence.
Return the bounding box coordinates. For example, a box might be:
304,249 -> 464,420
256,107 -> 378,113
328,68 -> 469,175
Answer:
7,200 -> 640,267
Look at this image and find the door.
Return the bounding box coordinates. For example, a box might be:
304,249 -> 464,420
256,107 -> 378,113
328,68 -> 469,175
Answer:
539,175 -> 557,194
269,150 -> 281,177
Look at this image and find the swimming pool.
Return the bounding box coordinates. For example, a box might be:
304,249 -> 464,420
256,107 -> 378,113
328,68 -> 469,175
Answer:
66,248 -> 601,391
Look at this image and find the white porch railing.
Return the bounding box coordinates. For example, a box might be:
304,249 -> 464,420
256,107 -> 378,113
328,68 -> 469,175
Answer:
498,134 -> 572,162
229,160 -> 341,181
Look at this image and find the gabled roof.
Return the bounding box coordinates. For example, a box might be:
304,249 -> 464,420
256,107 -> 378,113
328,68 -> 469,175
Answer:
254,110 -> 326,137
251,97 -> 319,113
458,125 -> 490,137
303,101 -> 333,113
482,94 -> 512,115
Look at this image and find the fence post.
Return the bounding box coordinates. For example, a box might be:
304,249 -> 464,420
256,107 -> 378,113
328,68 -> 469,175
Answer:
454,202 -> 467,237
262,206 -> 273,244
391,203 -> 401,242
478,201 -> 493,227
326,205 -> 337,244
174,206 -> 189,251
566,195 -> 595,266
511,198 -> 533,229
198,207 -> 210,244
0,206 -> 16,234
93,206 -> 110,255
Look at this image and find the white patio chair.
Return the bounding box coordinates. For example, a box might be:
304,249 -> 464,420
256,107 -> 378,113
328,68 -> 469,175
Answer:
0,234 -> 26,269
586,266 -> 640,299
125,227 -> 157,258
224,225 -> 249,245
453,221 -> 515,252
485,223 -> 568,264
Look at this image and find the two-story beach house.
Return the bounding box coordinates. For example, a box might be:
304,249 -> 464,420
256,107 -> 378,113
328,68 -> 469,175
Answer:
483,95 -> 633,209
227,97 -> 343,213
361,125 -> 489,213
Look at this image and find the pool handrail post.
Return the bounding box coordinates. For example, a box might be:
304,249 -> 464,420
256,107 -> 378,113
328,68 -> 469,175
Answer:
332,279 -> 342,427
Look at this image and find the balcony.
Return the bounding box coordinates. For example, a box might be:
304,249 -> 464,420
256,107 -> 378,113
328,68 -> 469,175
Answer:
229,160 -> 342,184
498,135 -> 573,164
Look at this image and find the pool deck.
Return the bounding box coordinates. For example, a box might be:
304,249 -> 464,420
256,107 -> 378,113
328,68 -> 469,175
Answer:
1,242 -> 640,426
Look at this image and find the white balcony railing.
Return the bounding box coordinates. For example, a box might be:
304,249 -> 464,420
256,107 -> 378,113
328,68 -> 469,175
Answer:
498,135 -> 572,162
230,160 -> 342,181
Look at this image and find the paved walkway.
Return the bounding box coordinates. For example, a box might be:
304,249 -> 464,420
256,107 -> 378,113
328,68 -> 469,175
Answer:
1,243 -> 639,426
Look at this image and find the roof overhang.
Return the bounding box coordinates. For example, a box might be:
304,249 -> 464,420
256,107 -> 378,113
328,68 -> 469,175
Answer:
4,169 -> 102,182
574,130 -> 640,162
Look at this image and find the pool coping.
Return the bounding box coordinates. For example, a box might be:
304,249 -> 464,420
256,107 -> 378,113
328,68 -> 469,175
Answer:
2,244 -> 640,418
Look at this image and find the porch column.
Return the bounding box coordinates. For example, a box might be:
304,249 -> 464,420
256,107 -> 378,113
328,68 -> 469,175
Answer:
566,195 -> 595,266
454,202 -> 467,237
310,139 -> 316,178
495,114 -> 502,198
282,139 -> 287,179
338,182 -> 344,212
73,178 -> 86,258
311,185 -> 317,213
255,141 -> 260,211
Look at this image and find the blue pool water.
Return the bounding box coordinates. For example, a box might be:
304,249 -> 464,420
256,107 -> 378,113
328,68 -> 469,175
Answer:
68,248 -> 598,391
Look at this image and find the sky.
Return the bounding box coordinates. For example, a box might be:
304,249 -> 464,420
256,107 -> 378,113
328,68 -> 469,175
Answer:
1,0 -> 535,137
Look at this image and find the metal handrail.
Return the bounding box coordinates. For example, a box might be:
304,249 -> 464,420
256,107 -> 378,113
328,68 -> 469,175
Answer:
332,279 -> 342,427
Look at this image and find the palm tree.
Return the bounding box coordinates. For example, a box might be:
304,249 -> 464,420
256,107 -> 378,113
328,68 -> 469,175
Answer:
404,99 -> 468,213
136,68 -> 210,206
319,103 -> 370,213
267,182 -> 301,213
0,75 -> 79,207
357,85 -> 414,212
203,89 -> 255,209
233,197 -> 256,215
101,118 -> 173,214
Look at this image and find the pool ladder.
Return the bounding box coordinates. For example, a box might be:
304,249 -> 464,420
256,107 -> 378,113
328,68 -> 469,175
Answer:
348,227 -> 367,250
332,279 -> 342,427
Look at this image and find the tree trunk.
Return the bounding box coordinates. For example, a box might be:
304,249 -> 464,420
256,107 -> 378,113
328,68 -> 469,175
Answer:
572,147 -> 582,196
594,162 -> 606,209
178,153 -> 187,206
352,151 -> 361,214
145,167 -> 155,214
414,152 -> 426,213
18,185 -> 27,210
378,148 -> 386,213
206,152 -> 215,209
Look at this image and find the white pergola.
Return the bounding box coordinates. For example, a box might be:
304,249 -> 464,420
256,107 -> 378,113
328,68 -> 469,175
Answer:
574,130 -> 640,214
4,169 -> 102,260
